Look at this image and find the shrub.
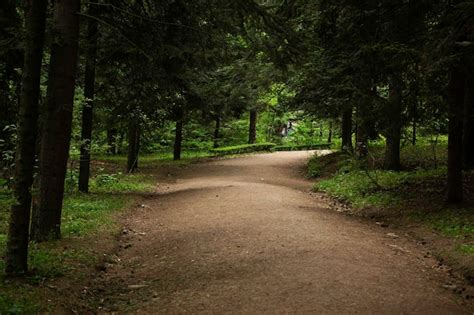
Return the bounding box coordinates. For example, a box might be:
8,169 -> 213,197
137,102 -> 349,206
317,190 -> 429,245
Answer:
210,143 -> 276,156
275,143 -> 332,151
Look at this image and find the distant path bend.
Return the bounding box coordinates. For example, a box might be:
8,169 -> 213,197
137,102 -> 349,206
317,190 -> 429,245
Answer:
93,151 -> 470,314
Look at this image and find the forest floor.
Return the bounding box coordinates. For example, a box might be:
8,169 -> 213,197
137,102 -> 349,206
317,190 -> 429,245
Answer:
49,151 -> 473,313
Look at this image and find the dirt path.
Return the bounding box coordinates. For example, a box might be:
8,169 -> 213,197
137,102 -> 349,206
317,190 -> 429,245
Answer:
89,151 -> 472,314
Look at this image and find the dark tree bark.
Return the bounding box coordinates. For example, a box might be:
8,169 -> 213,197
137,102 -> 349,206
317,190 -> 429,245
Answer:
5,0 -> 47,275
327,120 -> 333,143
117,131 -> 125,154
213,115 -> 221,148
355,106 -> 370,159
127,122 -> 140,173
30,0 -> 81,242
384,77 -> 402,171
78,0 -> 98,193
174,120 -> 183,161
446,67 -> 466,203
107,127 -> 117,155
341,107 -> 353,152
248,109 -> 257,144
462,71 -> 474,169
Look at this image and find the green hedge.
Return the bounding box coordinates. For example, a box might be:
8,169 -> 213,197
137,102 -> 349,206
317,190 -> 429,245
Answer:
210,143 -> 276,156
210,142 -> 332,156
274,143 -> 332,151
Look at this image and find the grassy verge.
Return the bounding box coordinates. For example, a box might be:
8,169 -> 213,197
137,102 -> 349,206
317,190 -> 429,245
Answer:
95,150 -> 213,166
0,165 -> 158,313
309,145 -> 473,280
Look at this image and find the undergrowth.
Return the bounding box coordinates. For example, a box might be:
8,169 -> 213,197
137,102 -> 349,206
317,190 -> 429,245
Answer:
0,162 -> 157,313
309,144 -> 473,260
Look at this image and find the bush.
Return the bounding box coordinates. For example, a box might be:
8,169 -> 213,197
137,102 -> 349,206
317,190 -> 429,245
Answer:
275,143 -> 332,151
210,143 -> 276,156
94,173 -> 120,186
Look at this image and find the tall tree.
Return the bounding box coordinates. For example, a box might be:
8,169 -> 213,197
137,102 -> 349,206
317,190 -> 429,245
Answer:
31,0 -> 81,241
248,109 -> 257,144
446,66 -> 465,203
126,120 -> 140,173
213,115 -> 221,148
341,108 -> 353,152
5,0 -> 48,275
463,72 -> 474,169
174,119 -> 183,161
78,0 -> 99,193
383,77 -> 403,171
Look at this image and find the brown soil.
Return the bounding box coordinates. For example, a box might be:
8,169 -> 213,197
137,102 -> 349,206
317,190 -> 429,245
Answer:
67,151 -> 472,313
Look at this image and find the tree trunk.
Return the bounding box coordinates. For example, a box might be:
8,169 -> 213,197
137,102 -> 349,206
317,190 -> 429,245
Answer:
174,120 -> 183,161
107,127 -> 117,155
327,120 -> 333,143
447,67 -> 465,203
78,1 -> 98,193
213,116 -> 220,148
384,77 -> 402,171
462,71 -> 474,169
117,131 -> 125,154
248,109 -> 257,144
127,122 -> 140,173
30,0 -> 81,242
355,107 -> 369,159
5,0 -> 47,275
341,107 -> 352,152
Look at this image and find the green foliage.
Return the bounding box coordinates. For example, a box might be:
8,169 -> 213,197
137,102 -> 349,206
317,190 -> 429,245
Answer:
96,151 -> 212,167
0,292 -> 38,315
210,143 -> 276,156
90,173 -> 155,194
275,143 -> 332,151
61,194 -> 126,236
0,188 -> 12,237
459,244 -> 474,255
315,169 -> 405,209
412,208 -> 474,239
307,152 -> 348,178
307,157 -> 323,178
310,144 -> 473,262
313,146 -> 449,208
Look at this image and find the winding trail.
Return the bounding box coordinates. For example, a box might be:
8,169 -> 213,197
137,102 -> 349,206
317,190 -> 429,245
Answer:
92,151 -> 470,313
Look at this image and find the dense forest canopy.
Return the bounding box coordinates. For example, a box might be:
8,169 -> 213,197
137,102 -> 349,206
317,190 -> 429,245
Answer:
0,0 -> 473,278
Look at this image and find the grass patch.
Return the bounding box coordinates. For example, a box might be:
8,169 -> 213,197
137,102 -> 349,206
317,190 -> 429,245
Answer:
315,170 -> 406,208
316,167 -> 447,207
0,188 -> 13,239
61,194 -> 127,237
411,208 -> 474,239
95,150 -> 213,167
90,172 -> 156,194
0,292 -> 39,315
459,244 -> 474,255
